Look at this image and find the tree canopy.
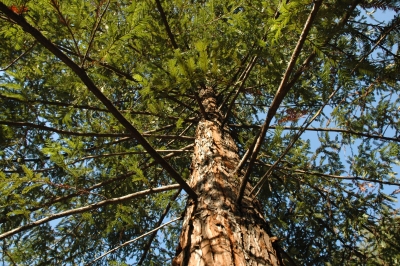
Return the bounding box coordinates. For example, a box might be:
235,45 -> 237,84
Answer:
0,0 -> 399,265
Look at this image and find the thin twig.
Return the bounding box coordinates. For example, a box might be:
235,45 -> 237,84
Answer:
221,55 -> 258,127
0,94 -> 108,111
276,165 -> 400,186
229,124 -> 399,142
87,216 -> 182,265
155,0 -> 178,49
0,121 -> 194,139
137,189 -> 182,264
81,0 -> 110,67
50,0 -> 82,58
0,121 -> 128,137
0,41 -> 37,71
237,0 -> 323,204
0,184 -> 180,240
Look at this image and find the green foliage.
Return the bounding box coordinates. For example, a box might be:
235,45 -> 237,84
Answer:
0,0 -> 399,265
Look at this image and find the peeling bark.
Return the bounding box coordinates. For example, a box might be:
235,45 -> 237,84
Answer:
173,87 -> 281,266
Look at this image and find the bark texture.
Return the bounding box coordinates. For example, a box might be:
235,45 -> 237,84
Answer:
173,87 -> 281,266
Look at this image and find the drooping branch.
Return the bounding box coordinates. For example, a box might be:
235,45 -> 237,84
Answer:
237,0 -> 323,204
0,184 -> 180,240
0,2 -> 197,201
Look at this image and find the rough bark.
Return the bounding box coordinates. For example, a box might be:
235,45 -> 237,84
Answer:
173,87 -> 282,266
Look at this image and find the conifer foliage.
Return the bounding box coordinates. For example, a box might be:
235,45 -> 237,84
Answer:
0,0 -> 399,265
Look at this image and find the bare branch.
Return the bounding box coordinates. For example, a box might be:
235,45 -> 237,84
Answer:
0,184 -> 180,240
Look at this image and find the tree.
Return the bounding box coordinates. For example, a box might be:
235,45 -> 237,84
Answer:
0,0 -> 399,264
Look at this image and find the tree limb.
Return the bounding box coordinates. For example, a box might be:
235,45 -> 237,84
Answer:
155,0 -> 178,49
0,94 -> 108,111
0,2 -> 197,201
57,45 -> 138,82
237,0 -> 323,204
228,125 -> 399,142
80,0 -> 110,67
137,189 -> 182,265
0,184 -> 180,240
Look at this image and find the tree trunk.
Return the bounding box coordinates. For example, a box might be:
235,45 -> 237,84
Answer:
173,87 -> 282,266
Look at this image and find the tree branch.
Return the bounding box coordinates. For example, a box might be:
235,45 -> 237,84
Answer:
0,121 -> 129,137
87,216 -> 182,265
0,94 -> 108,111
57,45 -> 138,82
228,124 -> 399,142
137,189 -> 182,265
237,0 -> 323,204
221,55 -> 258,127
265,163 -> 400,187
49,0 -> 82,58
81,0 -> 110,67
0,41 -> 37,71
1,121 -> 194,140
0,2 -> 197,201
155,0 -> 178,49
0,184 -> 180,240
251,24 -> 398,197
